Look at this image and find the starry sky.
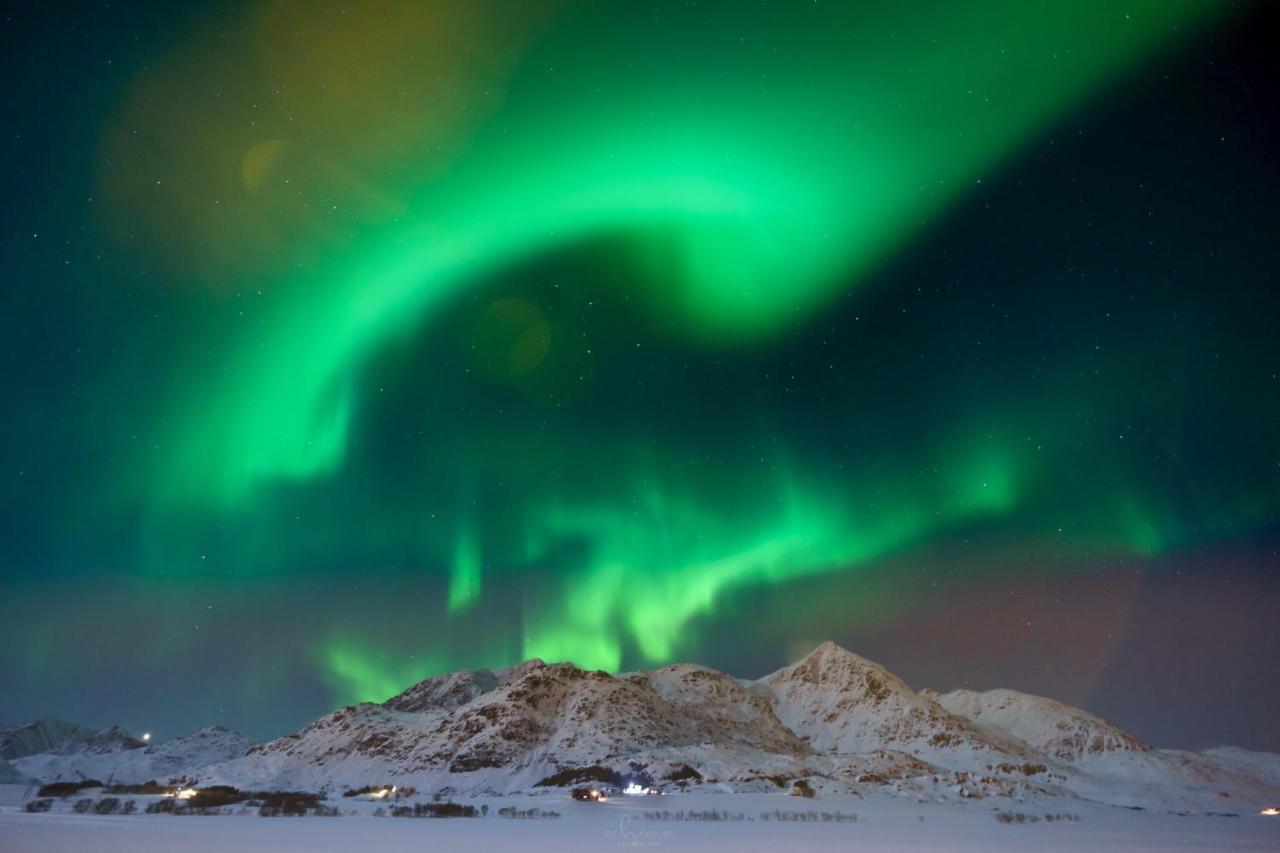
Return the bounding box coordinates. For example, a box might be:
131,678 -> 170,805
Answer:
2,1 -> 1278,751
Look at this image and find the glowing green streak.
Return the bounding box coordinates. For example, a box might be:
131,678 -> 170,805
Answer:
320,636 -> 446,705
447,520 -> 481,615
153,0 -> 1226,507
320,633 -> 517,705
522,440 -> 1024,670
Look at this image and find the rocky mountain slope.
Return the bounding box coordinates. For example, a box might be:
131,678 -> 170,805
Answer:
10,725 -> 248,785
204,659 -> 816,794
765,642 -> 1030,758
5,643 -> 1278,814
931,687 -> 1149,761
0,719 -> 90,761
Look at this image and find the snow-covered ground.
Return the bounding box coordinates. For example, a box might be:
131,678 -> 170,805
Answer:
1,786 -> 1277,852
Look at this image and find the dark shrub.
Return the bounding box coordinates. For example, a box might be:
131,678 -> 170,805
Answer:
187,785 -> 246,809
38,780 -> 102,798
73,798 -> 94,813
121,800 -> 137,814
24,799 -> 53,813
94,797 -> 121,814
146,799 -> 177,814
791,779 -> 815,798
256,791 -> 322,815
760,809 -> 857,822
497,806 -> 561,819
105,780 -> 169,795
387,801 -> 478,818
37,782 -> 76,798
342,784 -> 389,797
535,765 -> 622,788
179,805 -> 230,816
664,765 -> 702,783
422,802 -> 476,818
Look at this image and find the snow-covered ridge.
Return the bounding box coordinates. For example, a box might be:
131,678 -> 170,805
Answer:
9,725 -> 248,786
930,687 -> 1149,761
765,641 -> 1029,757
0,719 -> 89,761
5,642 -> 1278,814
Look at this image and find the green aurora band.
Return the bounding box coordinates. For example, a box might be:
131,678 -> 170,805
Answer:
83,0 -> 1271,702
147,0 -> 1226,506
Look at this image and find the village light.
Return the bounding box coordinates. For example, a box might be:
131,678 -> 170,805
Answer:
141,732 -> 151,743
176,788 -> 198,800
1261,807 -> 1279,816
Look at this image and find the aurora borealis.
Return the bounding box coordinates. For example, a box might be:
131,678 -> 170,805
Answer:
2,0 -> 1278,751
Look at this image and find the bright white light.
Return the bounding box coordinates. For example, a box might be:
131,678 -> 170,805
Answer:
624,783 -> 645,796
176,788 -> 197,800
141,732 -> 151,742
1262,807 -> 1279,816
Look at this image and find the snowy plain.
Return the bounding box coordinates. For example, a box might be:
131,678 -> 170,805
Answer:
2,786 -> 1278,852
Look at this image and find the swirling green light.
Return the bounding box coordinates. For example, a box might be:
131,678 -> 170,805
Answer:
95,0 -> 1249,698
126,0 -> 1227,508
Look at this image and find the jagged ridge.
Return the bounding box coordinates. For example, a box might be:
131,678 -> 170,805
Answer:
7,642 -> 1279,814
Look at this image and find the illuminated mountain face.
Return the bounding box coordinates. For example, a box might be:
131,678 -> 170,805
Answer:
1,1 -> 1277,750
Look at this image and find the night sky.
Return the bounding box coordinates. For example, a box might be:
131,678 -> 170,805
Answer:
2,1 -> 1278,752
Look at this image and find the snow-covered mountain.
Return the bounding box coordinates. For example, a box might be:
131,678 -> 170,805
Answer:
0,758 -> 30,783
0,718 -> 90,761
203,660 -> 815,794
10,725 -> 249,785
926,685 -> 1280,812
6,642 -> 1278,815
1201,746 -> 1280,787
765,642 -> 1029,758
931,687 -> 1149,761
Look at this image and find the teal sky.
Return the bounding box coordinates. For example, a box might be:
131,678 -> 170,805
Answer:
1,0 -> 1277,750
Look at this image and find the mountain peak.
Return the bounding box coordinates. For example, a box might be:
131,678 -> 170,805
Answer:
802,640 -> 865,664
383,658 -> 550,714
772,641 -> 905,694
0,719 -> 90,761
761,642 -> 1018,756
